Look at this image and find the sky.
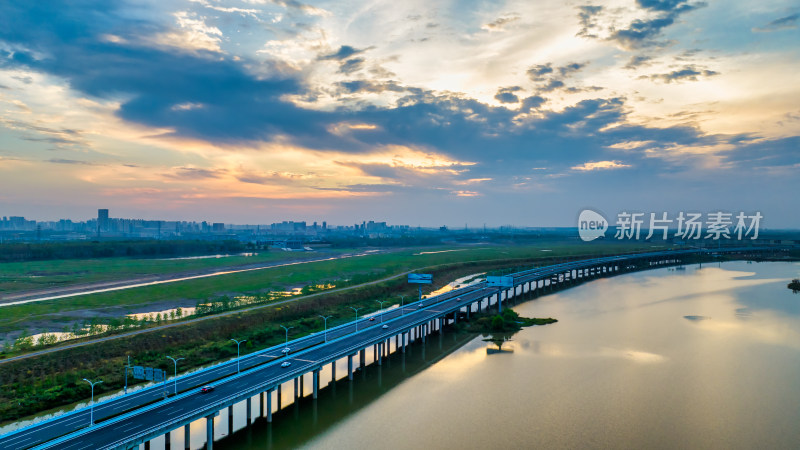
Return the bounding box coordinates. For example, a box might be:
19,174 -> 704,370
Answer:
0,0 -> 798,227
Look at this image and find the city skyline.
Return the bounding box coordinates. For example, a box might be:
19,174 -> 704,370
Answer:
1,1 -> 798,227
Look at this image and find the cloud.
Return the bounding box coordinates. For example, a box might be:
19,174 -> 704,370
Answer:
624,55 -> 653,70
336,80 -> 410,94
338,57 -> 365,74
320,45 -> 366,61
636,0 -> 699,13
571,160 -> 632,171
641,65 -> 718,83
148,11 -> 224,54
47,158 -> 99,165
494,86 -> 522,104
527,64 -> 554,82
752,13 -> 799,32
164,166 -> 225,180
526,62 -> 587,94
576,5 -> 604,39
520,96 -> 546,111
579,0 -> 706,49
482,14 -> 521,32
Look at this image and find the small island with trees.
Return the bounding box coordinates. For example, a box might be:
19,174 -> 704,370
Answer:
789,279 -> 800,293
456,308 -> 557,333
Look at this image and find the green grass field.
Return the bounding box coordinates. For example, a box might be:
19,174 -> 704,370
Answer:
0,249 -> 353,295
0,241 -> 662,336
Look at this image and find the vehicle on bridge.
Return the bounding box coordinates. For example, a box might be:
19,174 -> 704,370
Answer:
281,361 -> 291,368
200,386 -> 214,393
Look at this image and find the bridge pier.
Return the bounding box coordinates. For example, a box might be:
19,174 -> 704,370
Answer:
300,374 -> 304,398
227,405 -> 233,435
294,377 -> 298,400
277,384 -> 282,409
260,391 -> 264,417
184,424 -> 191,450
378,343 -> 383,365
348,354 -> 354,380
267,388 -> 273,422
206,415 -> 214,450
313,369 -> 320,399
165,431 -> 170,450
331,360 -> 336,383
246,396 -> 252,425
145,440 -> 151,450
360,349 -> 366,369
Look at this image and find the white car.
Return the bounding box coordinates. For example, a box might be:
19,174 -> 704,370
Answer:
382,324 -> 389,329
281,361 -> 291,368
281,347 -> 290,354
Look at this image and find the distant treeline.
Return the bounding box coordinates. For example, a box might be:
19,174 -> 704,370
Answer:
0,240 -> 246,262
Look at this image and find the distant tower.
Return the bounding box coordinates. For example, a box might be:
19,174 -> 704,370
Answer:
98,209 -> 109,231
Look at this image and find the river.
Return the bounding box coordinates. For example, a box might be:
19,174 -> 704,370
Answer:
202,261 -> 800,450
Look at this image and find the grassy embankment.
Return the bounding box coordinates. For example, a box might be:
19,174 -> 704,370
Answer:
0,241 -> 656,422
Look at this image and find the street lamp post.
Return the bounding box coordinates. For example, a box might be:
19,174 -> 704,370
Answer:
82,378 -> 103,426
280,325 -> 293,353
400,295 -> 405,315
166,356 -> 184,395
350,307 -> 361,331
230,339 -> 246,373
318,315 -> 332,342
376,300 -> 388,323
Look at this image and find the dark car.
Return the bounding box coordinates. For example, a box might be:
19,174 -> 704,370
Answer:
201,385 -> 214,393
369,317 -> 375,321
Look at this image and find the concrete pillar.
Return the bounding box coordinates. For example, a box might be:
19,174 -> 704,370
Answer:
184,424 -> 191,450
246,396 -> 252,425
373,344 -> 377,362
267,389 -> 273,423
402,332 -> 407,353
165,431 -> 170,450
313,369 -> 320,399
422,324 -> 427,343
348,354 -> 354,380
331,360 -> 336,383
206,415 -> 214,450
145,440 -> 151,450
294,377 -> 299,399
277,384 -> 282,409
378,343 -> 383,365
227,406 -> 233,435
439,317 -> 444,335
454,311 -> 458,324
300,374 -> 304,397
395,335 -> 399,350
360,349 -> 366,368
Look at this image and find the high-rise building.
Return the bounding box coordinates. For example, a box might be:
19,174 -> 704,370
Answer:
97,209 -> 109,231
